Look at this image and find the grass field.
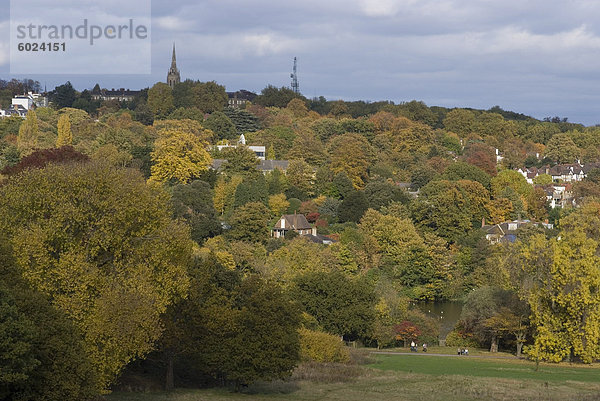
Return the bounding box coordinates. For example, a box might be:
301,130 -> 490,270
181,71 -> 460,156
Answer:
106,351 -> 600,401
372,352 -> 600,383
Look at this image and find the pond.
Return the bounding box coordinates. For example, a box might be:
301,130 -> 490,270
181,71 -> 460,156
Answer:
415,301 -> 463,339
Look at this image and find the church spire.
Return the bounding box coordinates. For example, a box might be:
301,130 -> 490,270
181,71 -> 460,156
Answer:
167,43 -> 181,89
171,43 -> 177,69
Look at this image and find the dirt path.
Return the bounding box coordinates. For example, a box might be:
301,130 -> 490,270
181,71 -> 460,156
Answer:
371,351 -> 518,359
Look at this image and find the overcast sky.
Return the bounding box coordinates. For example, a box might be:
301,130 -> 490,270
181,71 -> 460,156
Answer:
2,0 -> 600,125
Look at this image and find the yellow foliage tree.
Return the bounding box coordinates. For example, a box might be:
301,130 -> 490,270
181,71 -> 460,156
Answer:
17,109 -> 39,156
0,162 -> 192,389
56,114 -> 73,146
268,193 -> 290,217
213,175 -> 243,216
149,129 -> 212,184
328,133 -> 373,189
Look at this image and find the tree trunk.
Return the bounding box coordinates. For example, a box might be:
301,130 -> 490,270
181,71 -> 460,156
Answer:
516,333 -> 525,357
165,352 -> 175,391
490,335 -> 498,353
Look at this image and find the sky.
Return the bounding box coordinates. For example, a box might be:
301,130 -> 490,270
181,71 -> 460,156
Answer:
1,0 -> 600,125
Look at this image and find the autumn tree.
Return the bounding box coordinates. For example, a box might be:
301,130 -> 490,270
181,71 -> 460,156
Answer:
1,146 -> 88,176
394,321 -> 421,347
286,159 -> 314,196
544,133 -> 580,164
268,193 -> 290,217
519,206 -> 600,363
16,109 -> 39,156
0,162 -> 193,388
150,129 -> 212,184
329,133 -> 373,189
443,108 -> 476,137
56,114 -> 72,147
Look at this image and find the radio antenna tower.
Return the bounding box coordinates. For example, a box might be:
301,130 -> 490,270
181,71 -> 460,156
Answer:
290,57 -> 299,93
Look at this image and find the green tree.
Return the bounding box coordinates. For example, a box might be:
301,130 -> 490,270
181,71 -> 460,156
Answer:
204,111 -> 237,141
0,162 -> 193,388
192,81 -> 228,113
51,81 -> 76,109
221,146 -> 260,177
338,190 -> 369,223
160,257 -> 300,390
442,161 -> 491,189
172,180 -> 221,243
412,180 -> 490,242
234,174 -> 268,207
148,82 -> 175,119
0,274 -> 100,401
254,85 -> 305,108
223,108 -> 261,135
227,202 -> 270,243
292,271 -> 375,340
364,179 -> 410,210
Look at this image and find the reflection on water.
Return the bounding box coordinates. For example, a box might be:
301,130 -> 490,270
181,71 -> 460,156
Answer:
416,301 -> 463,338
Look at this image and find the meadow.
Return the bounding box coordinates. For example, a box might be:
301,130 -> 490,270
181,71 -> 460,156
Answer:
106,349 -> 600,401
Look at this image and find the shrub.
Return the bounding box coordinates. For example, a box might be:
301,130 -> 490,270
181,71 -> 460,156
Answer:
299,328 -> 350,363
445,330 -> 480,349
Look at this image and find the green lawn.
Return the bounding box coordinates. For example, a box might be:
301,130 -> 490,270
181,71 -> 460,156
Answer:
372,352 -> 600,383
106,353 -> 600,401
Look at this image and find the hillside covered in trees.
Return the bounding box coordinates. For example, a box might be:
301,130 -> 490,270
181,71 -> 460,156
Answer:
2,79 -> 600,399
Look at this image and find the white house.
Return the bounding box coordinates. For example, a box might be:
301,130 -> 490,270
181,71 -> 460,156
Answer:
12,95 -> 34,111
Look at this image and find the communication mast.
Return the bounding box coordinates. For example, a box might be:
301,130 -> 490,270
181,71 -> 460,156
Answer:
290,57 -> 299,94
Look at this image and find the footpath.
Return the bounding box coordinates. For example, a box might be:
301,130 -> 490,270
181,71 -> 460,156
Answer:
371,351 -> 518,359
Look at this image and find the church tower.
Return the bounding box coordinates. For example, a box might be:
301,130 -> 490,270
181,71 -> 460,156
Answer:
167,44 -> 181,89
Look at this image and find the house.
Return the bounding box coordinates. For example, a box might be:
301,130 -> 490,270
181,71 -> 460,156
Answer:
543,184 -> 574,209
548,164 -> 585,182
12,94 -> 34,110
271,214 -> 317,239
2,104 -> 28,118
227,90 -> 257,109
482,219 -> 553,244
